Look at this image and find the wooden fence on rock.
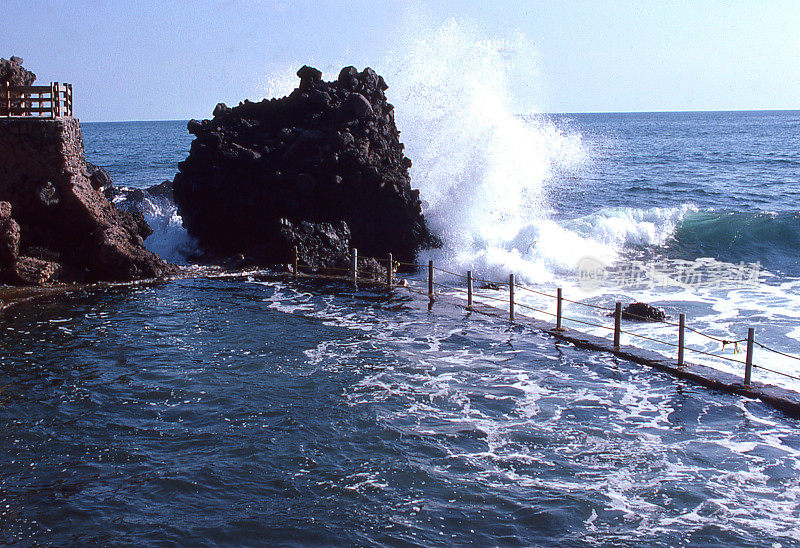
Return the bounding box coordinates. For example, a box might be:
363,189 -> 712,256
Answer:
1,82 -> 73,118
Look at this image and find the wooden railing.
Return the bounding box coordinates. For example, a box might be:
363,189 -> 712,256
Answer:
1,81 -> 73,118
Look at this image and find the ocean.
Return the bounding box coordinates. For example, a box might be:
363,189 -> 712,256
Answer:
2,107 -> 800,545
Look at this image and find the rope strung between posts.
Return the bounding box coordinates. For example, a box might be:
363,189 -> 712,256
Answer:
430,266 -> 469,280
443,281 -> 692,355
754,342 -> 800,364
396,260 -> 425,268
428,276 -> 748,363
435,267 -> 501,288
750,361 -> 800,381
561,296 -> 615,312
351,252 -> 800,380
514,300 -> 556,316
434,271 -> 746,347
512,283 -> 558,299
684,324 -> 746,345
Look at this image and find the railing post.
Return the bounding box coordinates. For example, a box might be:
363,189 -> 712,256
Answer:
678,313 -> 685,367
556,287 -> 563,331
5,81 -> 10,117
613,302 -> 622,349
50,82 -> 55,118
745,327 -> 754,386
386,253 -> 393,288
352,248 -> 358,288
428,260 -> 434,302
467,271 -> 473,310
55,82 -> 60,117
509,274 -> 515,322
293,246 -> 298,277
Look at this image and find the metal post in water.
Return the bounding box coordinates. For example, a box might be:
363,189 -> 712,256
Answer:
678,313 -> 685,367
556,287 -> 563,331
745,327 -> 755,386
352,248 -> 358,288
613,302 -> 622,349
293,246 -> 298,278
386,253 -> 393,288
428,260 -> 434,302
467,271 -> 473,310
509,274 -> 515,322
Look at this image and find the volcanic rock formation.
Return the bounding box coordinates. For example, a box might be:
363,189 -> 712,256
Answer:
620,302 -> 667,322
173,65 -> 439,271
0,117 -> 172,285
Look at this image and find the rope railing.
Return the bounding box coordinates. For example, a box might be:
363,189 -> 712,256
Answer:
431,261 -> 770,354
424,272 -> 800,382
561,296 -> 615,312
436,272 -> 772,369
290,250 -> 800,385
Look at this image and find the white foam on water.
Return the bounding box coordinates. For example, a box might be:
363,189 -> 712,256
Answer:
249,269 -> 800,543
374,21 -> 800,387
112,190 -> 200,264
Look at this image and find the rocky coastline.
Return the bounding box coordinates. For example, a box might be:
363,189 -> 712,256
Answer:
0,57 -> 172,285
0,59 -> 440,287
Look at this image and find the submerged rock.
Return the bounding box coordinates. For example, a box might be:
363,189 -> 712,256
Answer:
619,302 -> 667,322
173,65 -> 439,271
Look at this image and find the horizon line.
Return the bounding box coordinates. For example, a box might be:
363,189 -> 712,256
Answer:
81,107 -> 800,124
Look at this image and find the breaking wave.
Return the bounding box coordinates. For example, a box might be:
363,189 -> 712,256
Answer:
110,187 -> 198,263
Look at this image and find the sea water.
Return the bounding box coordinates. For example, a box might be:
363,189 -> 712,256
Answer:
3,26 -> 800,545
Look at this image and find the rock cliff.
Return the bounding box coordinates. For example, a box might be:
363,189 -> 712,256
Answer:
173,65 -> 439,271
0,117 -> 172,285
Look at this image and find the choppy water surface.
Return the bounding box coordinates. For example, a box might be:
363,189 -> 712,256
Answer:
16,31 -> 800,544
1,279 -> 799,545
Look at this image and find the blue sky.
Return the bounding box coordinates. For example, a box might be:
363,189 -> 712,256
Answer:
2,0 -> 799,121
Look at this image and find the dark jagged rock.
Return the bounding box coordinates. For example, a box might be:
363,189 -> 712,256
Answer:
0,56 -> 37,117
106,179 -> 174,208
0,116 -> 173,285
173,65 -> 439,271
619,302 -> 667,322
0,207 -> 20,265
85,161 -> 113,190
2,256 -> 62,285
147,179 -> 174,201
0,56 -> 35,87
280,218 -> 351,272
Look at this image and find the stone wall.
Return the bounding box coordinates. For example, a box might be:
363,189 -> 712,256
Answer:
0,117 -> 84,194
